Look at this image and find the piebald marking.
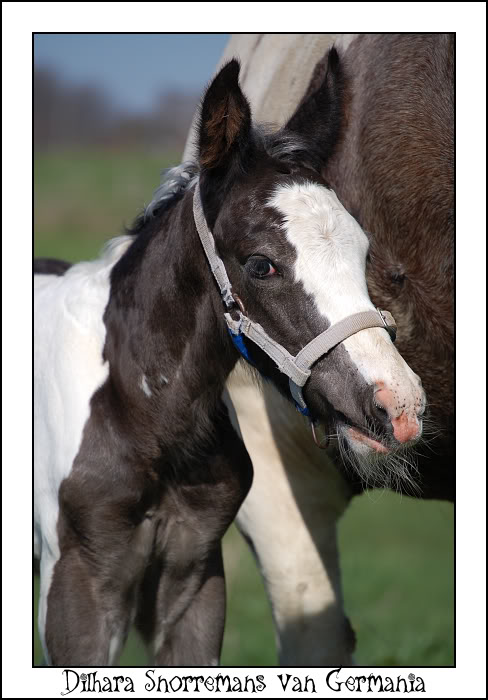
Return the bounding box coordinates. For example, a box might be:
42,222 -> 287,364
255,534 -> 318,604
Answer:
34,236 -> 133,660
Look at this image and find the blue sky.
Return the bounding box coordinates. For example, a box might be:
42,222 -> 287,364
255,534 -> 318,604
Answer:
34,34 -> 230,113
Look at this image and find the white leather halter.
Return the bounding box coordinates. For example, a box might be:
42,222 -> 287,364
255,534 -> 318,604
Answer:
193,183 -> 397,417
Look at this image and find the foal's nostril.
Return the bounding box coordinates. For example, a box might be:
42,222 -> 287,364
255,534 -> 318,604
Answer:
370,391 -> 392,430
373,398 -> 388,415
370,384 -> 423,444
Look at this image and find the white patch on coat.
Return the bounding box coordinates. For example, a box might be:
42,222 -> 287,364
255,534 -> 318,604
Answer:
34,235 -> 133,661
154,628 -> 165,655
334,34 -> 359,52
268,182 -> 423,414
140,374 -> 152,397
108,632 -> 123,665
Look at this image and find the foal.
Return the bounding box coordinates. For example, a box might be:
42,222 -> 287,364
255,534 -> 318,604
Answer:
34,52 -> 424,666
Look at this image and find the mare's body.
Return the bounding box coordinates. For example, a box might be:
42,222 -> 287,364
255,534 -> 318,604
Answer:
181,34 -> 454,664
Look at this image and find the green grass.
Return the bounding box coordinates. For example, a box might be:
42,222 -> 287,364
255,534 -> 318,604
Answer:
33,150 -> 454,667
34,149 -> 179,262
339,493 -> 453,666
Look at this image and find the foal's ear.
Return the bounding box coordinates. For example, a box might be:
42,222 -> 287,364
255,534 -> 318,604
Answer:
198,59 -> 252,171
285,47 -> 345,167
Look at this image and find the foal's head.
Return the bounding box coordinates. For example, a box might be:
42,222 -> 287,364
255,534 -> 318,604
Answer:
195,52 -> 426,486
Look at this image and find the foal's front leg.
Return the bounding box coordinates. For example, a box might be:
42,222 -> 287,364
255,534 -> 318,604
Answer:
136,420 -> 253,666
44,487 -> 155,666
137,542 -> 226,666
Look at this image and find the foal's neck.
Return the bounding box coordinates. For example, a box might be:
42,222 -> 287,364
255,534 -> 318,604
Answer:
103,191 -> 237,456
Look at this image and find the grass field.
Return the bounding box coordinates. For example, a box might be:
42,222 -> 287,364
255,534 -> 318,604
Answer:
33,150 -> 454,667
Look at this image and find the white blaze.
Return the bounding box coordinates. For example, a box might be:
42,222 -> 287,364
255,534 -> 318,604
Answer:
268,182 -> 423,402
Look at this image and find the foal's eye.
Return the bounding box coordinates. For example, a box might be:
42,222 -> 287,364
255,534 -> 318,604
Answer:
247,256 -> 277,279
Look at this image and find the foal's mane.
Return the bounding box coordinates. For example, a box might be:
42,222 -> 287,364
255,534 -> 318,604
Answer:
145,161 -> 200,220
127,161 -> 199,237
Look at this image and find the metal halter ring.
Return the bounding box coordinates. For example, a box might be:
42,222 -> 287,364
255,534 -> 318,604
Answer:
232,293 -> 246,315
311,421 -> 330,450
377,308 -> 397,343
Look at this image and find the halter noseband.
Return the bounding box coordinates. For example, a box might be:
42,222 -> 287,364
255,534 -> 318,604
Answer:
193,183 -> 397,418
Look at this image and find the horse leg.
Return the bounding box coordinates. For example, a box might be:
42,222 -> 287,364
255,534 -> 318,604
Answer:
135,415 -> 252,666
237,498 -> 355,665
43,551 -> 129,665
136,542 -> 226,666
42,494 -> 155,666
37,550 -> 58,665
227,364 -> 355,666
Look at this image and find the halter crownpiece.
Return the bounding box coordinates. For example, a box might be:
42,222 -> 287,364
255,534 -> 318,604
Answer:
192,183 -> 397,417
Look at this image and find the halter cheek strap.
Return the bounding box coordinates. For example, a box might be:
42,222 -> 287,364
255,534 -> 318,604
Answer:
193,183 -> 397,417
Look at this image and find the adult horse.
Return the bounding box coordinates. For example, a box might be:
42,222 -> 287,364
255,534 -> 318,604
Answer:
34,51 -> 425,665
183,34 -> 454,665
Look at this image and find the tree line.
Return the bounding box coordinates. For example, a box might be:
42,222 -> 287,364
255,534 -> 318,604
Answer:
34,67 -> 199,153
